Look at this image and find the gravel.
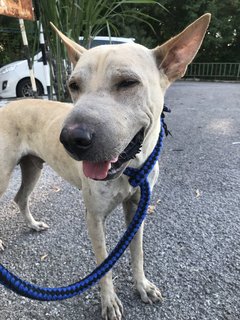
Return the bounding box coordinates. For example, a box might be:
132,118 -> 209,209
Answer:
0,81 -> 240,319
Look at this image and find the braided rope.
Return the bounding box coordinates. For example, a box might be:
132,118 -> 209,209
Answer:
0,110 -> 169,301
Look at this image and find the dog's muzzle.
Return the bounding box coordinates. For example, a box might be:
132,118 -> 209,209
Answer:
60,124 -> 144,181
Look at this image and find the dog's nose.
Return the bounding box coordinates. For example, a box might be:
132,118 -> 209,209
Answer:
60,125 -> 93,150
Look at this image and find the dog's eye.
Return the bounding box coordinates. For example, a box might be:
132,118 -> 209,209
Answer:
117,79 -> 139,90
69,81 -> 80,92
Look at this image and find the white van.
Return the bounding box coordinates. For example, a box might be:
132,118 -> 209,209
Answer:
0,52 -> 48,98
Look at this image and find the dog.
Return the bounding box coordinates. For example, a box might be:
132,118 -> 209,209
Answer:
0,14 -> 210,319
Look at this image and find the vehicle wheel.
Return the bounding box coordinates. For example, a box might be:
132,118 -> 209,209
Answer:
16,78 -> 44,97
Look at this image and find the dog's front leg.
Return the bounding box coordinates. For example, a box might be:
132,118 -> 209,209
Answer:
123,190 -> 162,304
86,211 -> 123,320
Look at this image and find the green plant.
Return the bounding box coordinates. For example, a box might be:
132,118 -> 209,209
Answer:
39,0 -> 163,101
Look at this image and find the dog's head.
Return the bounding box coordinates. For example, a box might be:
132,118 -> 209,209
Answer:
51,14 -> 210,181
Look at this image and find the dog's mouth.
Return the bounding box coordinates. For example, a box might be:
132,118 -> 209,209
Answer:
82,128 -> 144,181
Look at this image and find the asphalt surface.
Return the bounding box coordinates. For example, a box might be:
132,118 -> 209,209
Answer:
0,81 -> 240,320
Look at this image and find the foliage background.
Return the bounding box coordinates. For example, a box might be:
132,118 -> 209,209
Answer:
0,0 -> 239,99
0,0 -> 239,64
120,0 -> 240,62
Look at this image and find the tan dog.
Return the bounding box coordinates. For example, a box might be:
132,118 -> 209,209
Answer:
0,14 -> 210,319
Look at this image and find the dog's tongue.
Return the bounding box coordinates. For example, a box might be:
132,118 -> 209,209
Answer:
82,158 -> 118,180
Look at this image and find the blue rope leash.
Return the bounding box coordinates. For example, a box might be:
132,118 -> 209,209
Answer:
0,107 -> 170,301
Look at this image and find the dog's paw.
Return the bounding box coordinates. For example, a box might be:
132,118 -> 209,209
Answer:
0,239 -> 5,251
136,278 -> 162,304
28,221 -> 49,232
101,291 -> 123,320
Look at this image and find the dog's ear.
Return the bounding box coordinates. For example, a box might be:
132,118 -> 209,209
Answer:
153,13 -> 211,83
50,22 -> 86,66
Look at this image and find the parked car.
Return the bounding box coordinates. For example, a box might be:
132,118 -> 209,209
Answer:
0,52 -> 48,98
0,36 -> 134,99
79,36 -> 135,48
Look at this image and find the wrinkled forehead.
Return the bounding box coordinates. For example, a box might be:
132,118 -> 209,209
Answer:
72,43 -> 156,78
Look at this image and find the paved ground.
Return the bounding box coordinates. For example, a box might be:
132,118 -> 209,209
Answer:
0,81 -> 240,320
